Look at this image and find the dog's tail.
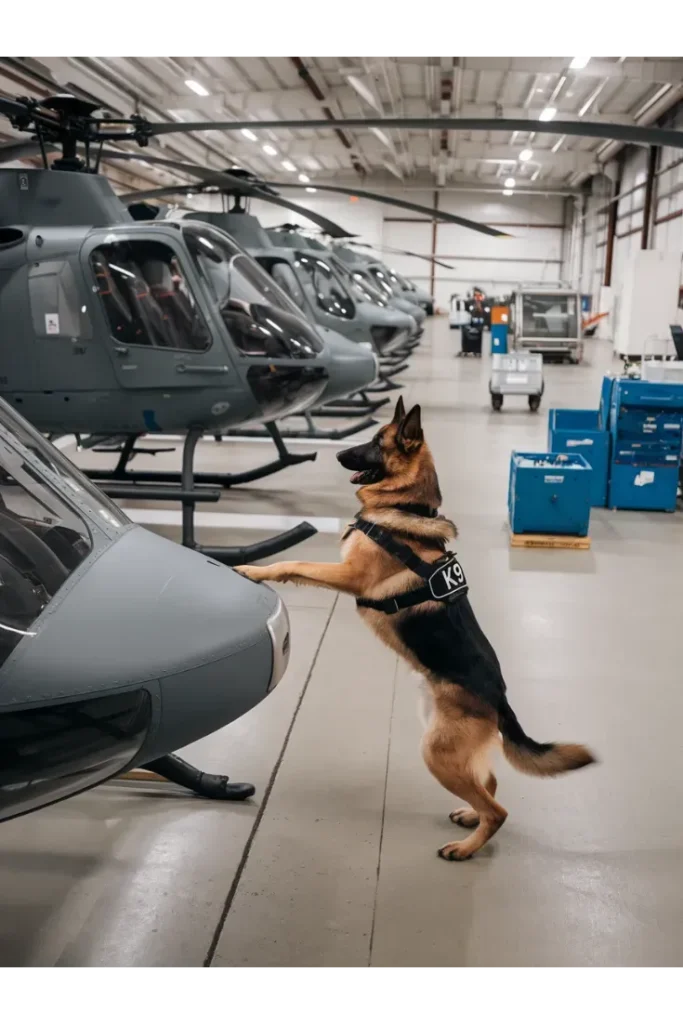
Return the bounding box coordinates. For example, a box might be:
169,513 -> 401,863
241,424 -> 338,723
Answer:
498,697 -> 596,777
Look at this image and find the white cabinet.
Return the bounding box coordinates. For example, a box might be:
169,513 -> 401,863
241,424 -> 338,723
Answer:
613,250 -> 682,357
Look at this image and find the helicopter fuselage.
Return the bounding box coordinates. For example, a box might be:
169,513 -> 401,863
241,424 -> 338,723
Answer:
0,172 -> 329,435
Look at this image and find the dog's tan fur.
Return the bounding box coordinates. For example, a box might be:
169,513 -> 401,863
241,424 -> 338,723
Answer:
237,397 -> 595,860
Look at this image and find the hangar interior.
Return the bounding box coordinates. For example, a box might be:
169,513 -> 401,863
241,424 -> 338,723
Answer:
0,55 -> 682,968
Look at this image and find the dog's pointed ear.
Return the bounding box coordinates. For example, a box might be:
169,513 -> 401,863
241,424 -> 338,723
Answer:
397,404 -> 423,451
391,395 -> 406,424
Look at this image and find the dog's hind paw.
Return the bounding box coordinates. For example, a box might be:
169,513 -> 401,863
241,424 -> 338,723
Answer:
449,808 -> 479,828
438,841 -> 473,862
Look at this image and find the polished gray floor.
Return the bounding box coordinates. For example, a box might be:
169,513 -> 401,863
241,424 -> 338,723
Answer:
2,322 -> 683,966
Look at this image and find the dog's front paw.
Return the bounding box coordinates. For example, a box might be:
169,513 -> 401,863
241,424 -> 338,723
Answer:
234,565 -> 270,582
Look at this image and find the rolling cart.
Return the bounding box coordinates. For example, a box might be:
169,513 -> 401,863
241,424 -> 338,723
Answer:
489,352 -> 544,412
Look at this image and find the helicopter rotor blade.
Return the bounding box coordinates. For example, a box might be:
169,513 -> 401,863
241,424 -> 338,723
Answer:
349,241 -> 455,271
140,116 -> 683,152
263,180 -> 508,238
101,149 -> 352,238
121,184 -> 197,202
0,138 -> 57,163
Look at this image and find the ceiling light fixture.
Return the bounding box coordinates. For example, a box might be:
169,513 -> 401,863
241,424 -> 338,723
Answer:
263,144 -> 277,156
370,126 -> 392,148
185,79 -> 210,97
281,160 -> 297,172
539,106 -> 557,122
503,189 -> 514,196
345,74 -> 383,114
504,177 -> 516,188
306,187 -> 317,193
569,57 -> 591,70
519,148 -> 533,162
298,173 -> 310,183
241,128 -> 257,141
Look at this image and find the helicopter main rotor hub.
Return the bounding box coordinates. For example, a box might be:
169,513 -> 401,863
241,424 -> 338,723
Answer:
3,93 -> 153,171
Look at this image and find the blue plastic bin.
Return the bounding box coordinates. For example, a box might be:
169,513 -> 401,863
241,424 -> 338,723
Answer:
548,409 -> 610,507
509,452 -> 593,536
599,375 -> 616,429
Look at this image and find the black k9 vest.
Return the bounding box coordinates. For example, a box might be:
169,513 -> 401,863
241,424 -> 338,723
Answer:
350,515 -> 468,615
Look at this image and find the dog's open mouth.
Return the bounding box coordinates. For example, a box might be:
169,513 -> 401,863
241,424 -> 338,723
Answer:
350,468 -> 383,485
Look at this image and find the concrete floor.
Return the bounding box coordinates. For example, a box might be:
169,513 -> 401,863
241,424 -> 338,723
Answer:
2,321 -> 683,966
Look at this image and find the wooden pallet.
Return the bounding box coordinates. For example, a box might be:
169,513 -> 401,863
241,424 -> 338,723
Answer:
510,531 -> 591,550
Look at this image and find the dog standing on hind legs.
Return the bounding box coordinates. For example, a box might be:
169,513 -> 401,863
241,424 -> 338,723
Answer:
236,397 -> 597,861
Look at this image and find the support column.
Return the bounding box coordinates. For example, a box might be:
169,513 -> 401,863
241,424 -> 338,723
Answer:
641,145 -> 659,250
430,190 -> 439,298
603,161 -> 623,287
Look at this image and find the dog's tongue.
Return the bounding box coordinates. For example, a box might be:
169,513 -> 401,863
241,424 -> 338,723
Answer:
351,471 -> 364,484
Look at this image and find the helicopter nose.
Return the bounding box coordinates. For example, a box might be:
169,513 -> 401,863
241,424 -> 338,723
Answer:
317,330 -> 379,403
0,527 -> 290,763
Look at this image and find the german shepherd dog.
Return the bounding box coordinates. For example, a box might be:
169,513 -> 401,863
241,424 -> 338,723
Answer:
237,398 -> 596,860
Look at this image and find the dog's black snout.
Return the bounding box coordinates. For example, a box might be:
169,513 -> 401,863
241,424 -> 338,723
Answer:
337,446 -> 359,469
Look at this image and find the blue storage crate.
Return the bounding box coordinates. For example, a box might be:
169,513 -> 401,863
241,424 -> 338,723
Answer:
547,408 -> 610,507
608,442 -> 680,511
509,452 -> 593,536
610,379 -> 683,430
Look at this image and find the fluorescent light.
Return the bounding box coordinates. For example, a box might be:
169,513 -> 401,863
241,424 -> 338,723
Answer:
298,173 -> 310,182
241,128 -> 257,141
263,144 -> 277,156
569,57 -> 591,69
503,189 -> 514,196
504,177 -> 516,188
539,106 -> 557,122
306,187 -> 317,193
370,126 -> 392,148
551,134 -> 566,153
281,159 -> 297,172
185,79 -> 209,97
519,148 -> 533,162
345,74 -> 383,113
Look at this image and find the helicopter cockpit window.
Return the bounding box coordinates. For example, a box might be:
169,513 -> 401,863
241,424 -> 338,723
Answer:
367,266 -> 397,298
0,403 -> 129,532
90,240 -> 211,352
267,262 -> 307,312
0,433 -> 94,669
183,226 -> 323,359
294,253 -> 355,320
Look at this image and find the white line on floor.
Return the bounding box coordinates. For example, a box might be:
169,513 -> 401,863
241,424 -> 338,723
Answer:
122,508 -> 343,534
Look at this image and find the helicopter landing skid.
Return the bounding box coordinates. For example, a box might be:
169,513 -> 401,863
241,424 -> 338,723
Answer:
86,427 -> 318,565
228,411 -> 376,441
139,754 -> 255,801
316,392 -> 391,414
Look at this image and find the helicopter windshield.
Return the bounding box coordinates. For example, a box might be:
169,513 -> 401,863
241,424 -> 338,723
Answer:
0,415 -> 103,667
335,263 -> 388,307
183,224 -> 323,358
294,253 -> 355,320
366,266 -> 403,299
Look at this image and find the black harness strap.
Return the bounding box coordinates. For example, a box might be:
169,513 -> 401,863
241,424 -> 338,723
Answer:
352,516 -> 468,615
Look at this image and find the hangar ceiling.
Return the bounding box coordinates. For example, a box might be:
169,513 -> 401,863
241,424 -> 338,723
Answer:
1,56 -> 682,196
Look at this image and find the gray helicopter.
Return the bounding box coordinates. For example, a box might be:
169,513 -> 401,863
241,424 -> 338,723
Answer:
0,94 -> 379,563
0,394 -> 291,816
334,245 -> 431,322
264,224 -> 421,351
345,243 -> 437,314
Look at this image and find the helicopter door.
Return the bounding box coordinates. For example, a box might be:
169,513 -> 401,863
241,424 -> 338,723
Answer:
84,236 -> 223,390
